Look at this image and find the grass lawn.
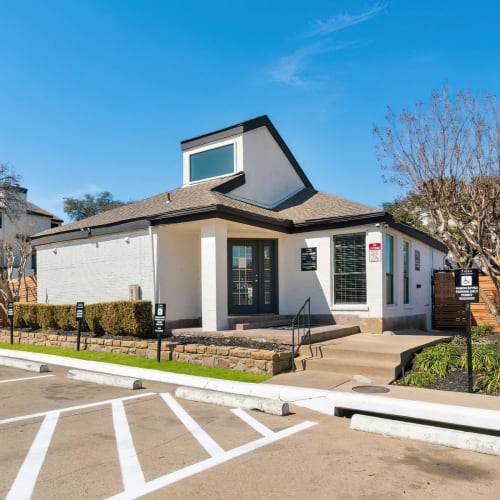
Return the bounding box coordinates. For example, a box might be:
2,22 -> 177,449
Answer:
0,343 -> 271,383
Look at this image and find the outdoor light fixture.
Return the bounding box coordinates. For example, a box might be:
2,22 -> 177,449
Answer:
124,236 -> 130,244
52,248 -> 57,254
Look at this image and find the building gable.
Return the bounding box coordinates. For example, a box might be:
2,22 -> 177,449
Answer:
181,115 -> 312,208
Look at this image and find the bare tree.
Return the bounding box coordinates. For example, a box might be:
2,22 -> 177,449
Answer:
0,229 -> 35,319
374,86 -> 500,323
0,162 -> 24,221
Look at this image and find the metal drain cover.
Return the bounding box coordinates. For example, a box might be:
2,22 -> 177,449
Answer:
351,385 -> 390,394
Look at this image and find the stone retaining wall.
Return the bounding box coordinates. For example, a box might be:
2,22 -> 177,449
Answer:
0,330 -> 292,375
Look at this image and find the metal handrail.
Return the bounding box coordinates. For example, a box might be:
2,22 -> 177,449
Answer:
290,297 -> 311,371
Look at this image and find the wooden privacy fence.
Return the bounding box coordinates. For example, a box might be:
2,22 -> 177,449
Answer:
433,270 -> 500,332
0,275 -> 38,327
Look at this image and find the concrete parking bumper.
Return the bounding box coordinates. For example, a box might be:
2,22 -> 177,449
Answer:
175,386 -> 290,415
350,413 -> 500,456
0,356 -> 49,373
67,369 -> 142,389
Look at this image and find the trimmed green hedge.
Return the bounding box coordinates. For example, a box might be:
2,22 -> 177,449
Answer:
13,301 -> 154,337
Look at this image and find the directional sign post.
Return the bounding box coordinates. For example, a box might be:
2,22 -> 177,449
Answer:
154,303 -> 166,362
75,302 -> 85,351
7,301 -> 14,344
454,269 -> 479,393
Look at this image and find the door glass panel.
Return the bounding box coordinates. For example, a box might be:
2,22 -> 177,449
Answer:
231,245 -> 254,306
262,245 -> 272,305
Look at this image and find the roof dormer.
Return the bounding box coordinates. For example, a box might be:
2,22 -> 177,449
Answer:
181,115 -> 313,208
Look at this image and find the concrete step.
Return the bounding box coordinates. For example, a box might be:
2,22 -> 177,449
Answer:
227,315 -> 291,330
303,357 -> 399,381
235,318 -> 293,330
315,345 -> 403,364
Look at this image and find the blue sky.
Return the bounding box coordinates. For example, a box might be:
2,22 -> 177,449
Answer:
1,1 -> 499,221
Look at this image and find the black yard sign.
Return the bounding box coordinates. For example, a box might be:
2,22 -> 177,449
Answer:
454,269 -> 480,393
154,303 -> 167,362
454,269 -> 479,302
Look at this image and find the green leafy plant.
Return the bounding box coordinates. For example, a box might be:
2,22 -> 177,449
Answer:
403,371 -> 436,388
13,300 -> 154,337
451,334 -> 466,346
413,342 -> 461,377
471,324 -> 494,341
460,344 -> 500,374
474,371 -> 500,395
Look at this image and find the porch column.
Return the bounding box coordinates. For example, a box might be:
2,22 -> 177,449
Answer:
201,222 -> 228,331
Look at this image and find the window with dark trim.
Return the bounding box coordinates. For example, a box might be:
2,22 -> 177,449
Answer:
334,233 -> 366,304
189,144 -> 234,182
386,234 -> 394,304
31,249 -> 37,272
403,240 -> 409,304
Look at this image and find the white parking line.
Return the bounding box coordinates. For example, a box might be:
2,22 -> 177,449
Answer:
6,410 -> 60,500
231,408 -> 274,437
107,419 -> 317,500
0,374 -> 55,384
0,392 -> 156,426
112,400 -> 146,492
161,392 -> 225,457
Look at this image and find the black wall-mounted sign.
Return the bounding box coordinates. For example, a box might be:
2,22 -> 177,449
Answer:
455,269 -> 479,302
301,247 -> 317,271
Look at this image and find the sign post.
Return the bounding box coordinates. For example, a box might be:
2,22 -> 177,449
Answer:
75,302 -> 85,351
454,269 -> 479,393
154,303 -> 166,362
7,301 -> 14,344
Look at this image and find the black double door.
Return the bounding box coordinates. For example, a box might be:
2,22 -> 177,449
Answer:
228,239 -> 277,315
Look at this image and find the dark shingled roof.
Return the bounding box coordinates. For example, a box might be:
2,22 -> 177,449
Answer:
26,202 -> 63,222
31,172 -> 447,253
32,173 -> 381,238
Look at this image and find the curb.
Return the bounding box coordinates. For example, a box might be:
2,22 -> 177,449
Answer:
175,387 -> 290,416
1,349 -> 500,434
350,413 -> 500,456
67,369 -> 142,390
0,356 -> 49,373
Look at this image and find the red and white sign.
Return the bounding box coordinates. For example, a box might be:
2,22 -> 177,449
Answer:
369,242 -> 381,262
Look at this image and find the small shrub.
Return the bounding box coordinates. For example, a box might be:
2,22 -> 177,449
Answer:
460,344 -> 500,374
471,324 -> 493,341
12,300 -> 153,337
36,304 -> 57,329
413,342 -> 461,377
451,334 -> 466,346
403,372 -> 436,388
53,305 -> 78,331
474,371 -> 500,395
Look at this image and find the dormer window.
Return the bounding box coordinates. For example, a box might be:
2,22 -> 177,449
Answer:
189,144 -> 235,182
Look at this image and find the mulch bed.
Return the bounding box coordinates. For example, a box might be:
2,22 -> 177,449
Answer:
394,331 -> 500,395
37,329 -> 288,352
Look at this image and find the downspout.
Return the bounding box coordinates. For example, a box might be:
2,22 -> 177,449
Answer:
149,225 -> 159,304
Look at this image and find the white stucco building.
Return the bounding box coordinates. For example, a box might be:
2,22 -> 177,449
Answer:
32,116 -> 447,333
0,186 -> 62,277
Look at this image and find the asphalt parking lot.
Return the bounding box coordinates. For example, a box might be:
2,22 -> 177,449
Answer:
0,364 -> 317,499
2,361 -> 500,499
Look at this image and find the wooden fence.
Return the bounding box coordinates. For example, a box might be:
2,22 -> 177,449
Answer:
0,275 -> 38,327
433,271 -> 500,332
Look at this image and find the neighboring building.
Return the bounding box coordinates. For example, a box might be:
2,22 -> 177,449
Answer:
0,186 -> 62,277
31,116 -> 447,333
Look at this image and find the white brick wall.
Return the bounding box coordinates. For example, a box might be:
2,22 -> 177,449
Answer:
37,229 -> 155,304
